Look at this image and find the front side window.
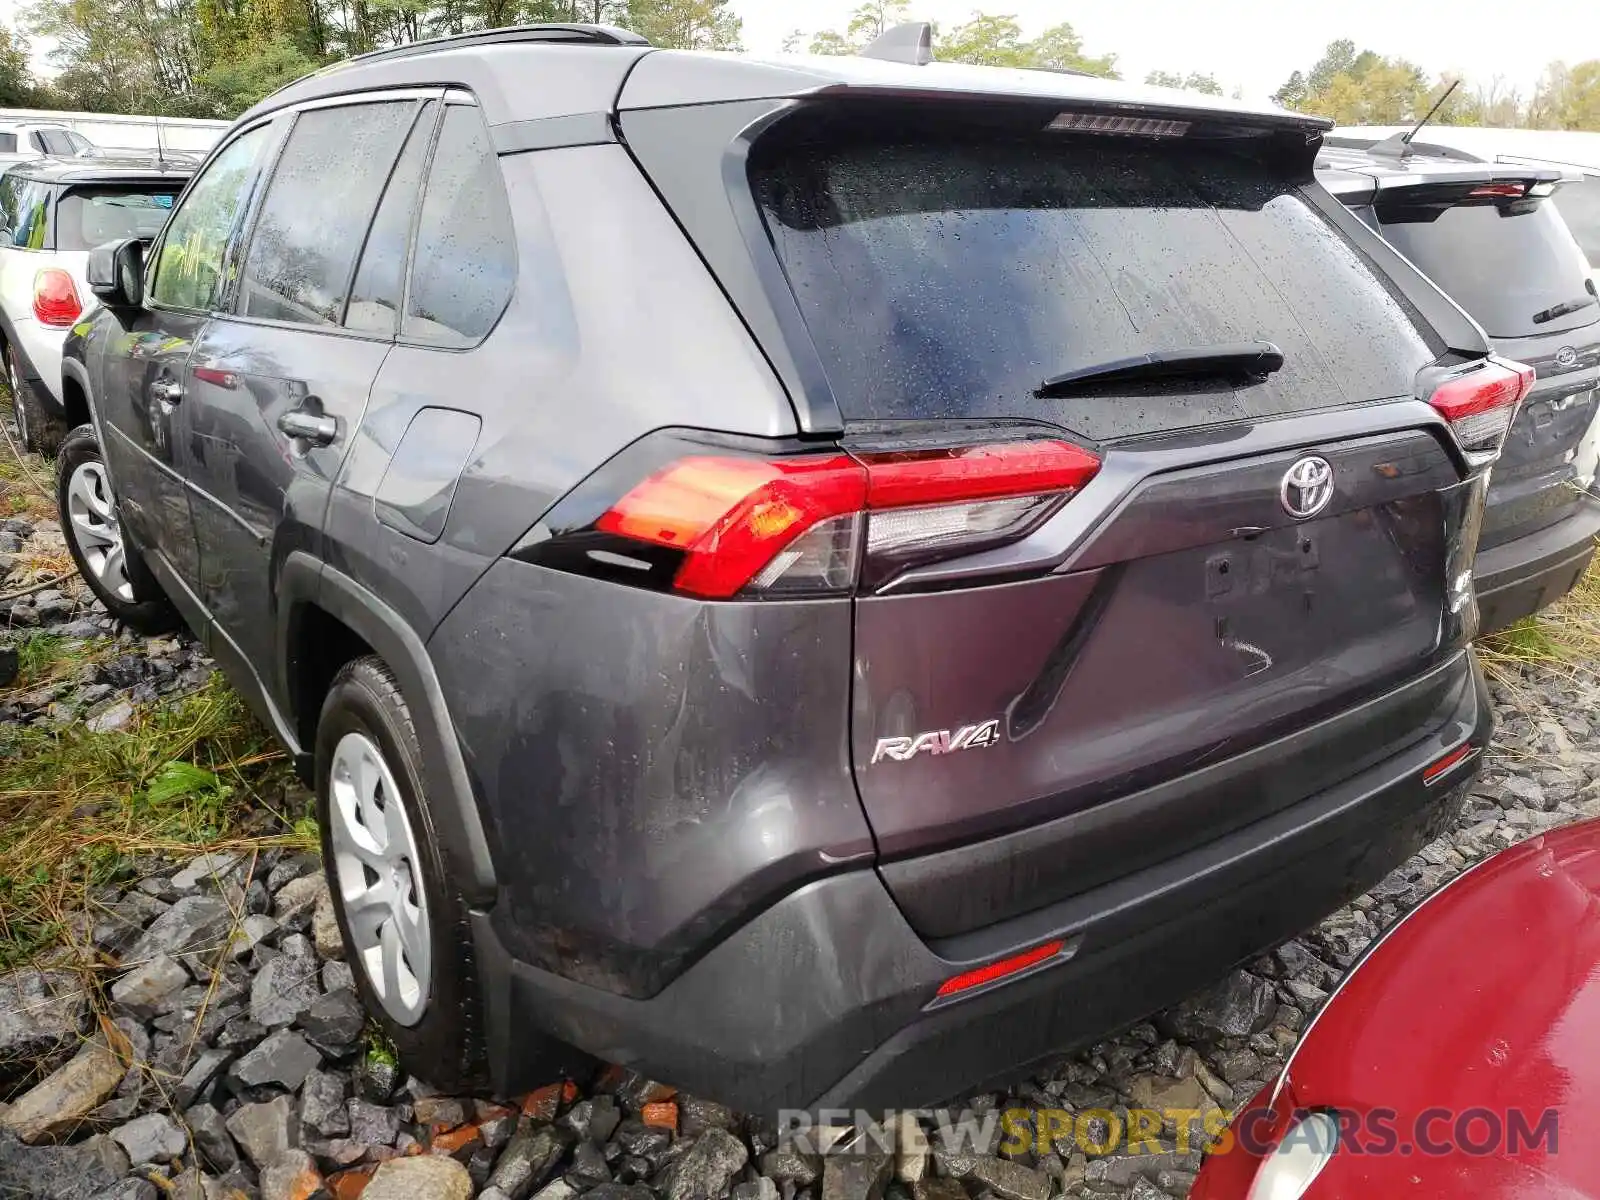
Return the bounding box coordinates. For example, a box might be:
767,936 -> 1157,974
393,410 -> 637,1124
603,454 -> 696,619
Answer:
403,103 -> 516,346
149,123 -> 275,313
39,130 -> 74,156
237,100 -> 417,328
26,132 -> 44,153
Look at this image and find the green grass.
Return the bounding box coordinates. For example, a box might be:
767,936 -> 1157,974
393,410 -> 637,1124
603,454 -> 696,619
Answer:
1480,559 -> 1600,680
0,676 -> 308,968
5,630 -> 111,694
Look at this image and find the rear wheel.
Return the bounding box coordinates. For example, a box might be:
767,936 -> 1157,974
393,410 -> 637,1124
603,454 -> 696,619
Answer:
55,425 -> 179,633
7,344 -> 67,456
316,656 -> 487,1092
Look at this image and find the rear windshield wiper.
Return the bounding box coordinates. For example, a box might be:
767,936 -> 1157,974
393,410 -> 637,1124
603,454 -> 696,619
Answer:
1531,295 -> 1597,325
1035,341 -> 1285,399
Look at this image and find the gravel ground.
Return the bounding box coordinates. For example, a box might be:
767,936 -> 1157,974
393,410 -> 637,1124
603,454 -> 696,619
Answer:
4,504 -> 1599,1200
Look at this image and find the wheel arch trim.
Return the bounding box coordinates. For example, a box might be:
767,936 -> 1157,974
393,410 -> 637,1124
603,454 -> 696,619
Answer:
279,550 -> 499,903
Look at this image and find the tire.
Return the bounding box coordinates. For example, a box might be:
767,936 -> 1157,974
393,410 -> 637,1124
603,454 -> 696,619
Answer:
316,656 -> 487,1093
55,425 -> 180,634
7,343 -> 67,457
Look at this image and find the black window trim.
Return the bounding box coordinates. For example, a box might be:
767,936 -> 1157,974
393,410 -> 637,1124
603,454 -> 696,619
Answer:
219,86 -> 450,344
393,96 -> 516,353
145,114 -> 287,319
344,97 -> 445,339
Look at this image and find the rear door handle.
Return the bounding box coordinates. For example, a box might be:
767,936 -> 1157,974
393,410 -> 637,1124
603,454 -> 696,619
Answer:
277,409 -> 338,446
149,377 -> 182,404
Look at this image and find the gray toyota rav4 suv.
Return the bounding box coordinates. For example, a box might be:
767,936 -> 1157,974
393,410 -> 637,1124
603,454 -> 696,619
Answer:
1320,139 -> 1600,633
57,25 -> 1508,1113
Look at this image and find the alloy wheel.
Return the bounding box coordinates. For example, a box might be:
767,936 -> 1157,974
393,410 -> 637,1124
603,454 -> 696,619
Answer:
328,731 -> 432,1025
65,460 -> 133,601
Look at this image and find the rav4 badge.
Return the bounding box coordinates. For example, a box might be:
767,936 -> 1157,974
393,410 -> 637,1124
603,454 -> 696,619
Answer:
872,719 -> 1002,764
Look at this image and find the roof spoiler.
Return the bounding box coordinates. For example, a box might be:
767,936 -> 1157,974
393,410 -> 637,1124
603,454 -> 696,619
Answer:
860,22 -> 933,66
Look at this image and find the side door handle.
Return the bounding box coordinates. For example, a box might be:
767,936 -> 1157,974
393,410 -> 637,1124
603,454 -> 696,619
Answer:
277,408 -> 338,446
149,376 -> 182,404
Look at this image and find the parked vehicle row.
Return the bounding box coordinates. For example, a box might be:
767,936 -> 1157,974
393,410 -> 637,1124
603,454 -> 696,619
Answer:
2,24 -> 1594,1132
1318,139 -> 1600,631
0,156 -> 192,453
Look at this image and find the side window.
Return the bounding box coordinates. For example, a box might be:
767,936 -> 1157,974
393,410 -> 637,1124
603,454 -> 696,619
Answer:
11,181 -> 52,248
0,174 -> 19,240
27,132 -> 43,153
0,133 -> 16,154
148,123 -> 275,313
237,100 -> 416,328
346,101 -> 437,337
403,103 -> 516,346
39,130 -> 74,156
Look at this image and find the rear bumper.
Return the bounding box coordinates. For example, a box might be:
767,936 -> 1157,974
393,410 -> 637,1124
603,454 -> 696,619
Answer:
475,653 -> 1490,1116
7,316 -> 67,409
1474,496 -> 1600,634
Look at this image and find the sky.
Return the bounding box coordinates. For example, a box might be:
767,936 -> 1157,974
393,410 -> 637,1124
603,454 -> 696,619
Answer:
731,0 -> 1600,105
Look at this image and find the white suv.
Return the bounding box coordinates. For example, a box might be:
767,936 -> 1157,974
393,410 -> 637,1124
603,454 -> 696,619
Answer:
0,156 -> 191,452
0,121 -> 98,160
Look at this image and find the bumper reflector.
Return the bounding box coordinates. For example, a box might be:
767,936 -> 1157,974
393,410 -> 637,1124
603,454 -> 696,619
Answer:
1423,743 -> 1478,785
935,939 -> 1066,999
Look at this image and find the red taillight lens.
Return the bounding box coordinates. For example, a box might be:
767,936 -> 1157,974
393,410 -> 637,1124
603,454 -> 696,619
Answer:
596,454 -> 866,599
32,268 -> 82,327
1423,742 -> 1479,785
590,438 -> 1101,598
934,939 -> 1066,1000
1426,358 -> 1536,465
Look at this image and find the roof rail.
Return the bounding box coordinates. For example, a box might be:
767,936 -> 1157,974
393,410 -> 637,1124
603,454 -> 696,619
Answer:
340,23 -> 650,68
860,22 -> 933,66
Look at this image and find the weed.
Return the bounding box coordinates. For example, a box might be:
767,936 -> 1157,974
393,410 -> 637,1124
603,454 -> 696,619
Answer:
0,678 -> 296,967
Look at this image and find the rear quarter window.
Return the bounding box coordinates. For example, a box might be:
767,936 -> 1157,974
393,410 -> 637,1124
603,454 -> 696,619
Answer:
753,129 -> 1441,441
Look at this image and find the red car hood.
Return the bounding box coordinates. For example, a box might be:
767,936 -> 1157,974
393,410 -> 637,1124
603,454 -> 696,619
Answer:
1207,817 -> 1600,1198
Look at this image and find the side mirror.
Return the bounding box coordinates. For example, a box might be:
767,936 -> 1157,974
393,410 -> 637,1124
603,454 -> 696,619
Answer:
87,237 -> 145,308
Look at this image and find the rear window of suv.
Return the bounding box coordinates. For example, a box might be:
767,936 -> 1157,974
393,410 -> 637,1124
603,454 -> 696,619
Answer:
752,124 -> 1440,442
1374,190 -> 1597,339
55,186 -> 180,250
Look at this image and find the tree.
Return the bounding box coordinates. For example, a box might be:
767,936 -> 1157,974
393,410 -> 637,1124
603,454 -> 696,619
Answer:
1273,69 -> 1307,108
0,25 -> 39,106
1531,60 -> 1600,130
1028,21 -> 1116,77
1145,69 -> 1221,95
627,0 -> 741,51
197,35 -> 316,114
1306,38 -> 1356,95
937,13 -> 1030,68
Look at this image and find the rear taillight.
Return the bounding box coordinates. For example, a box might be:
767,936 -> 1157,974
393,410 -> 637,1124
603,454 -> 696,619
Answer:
528,435 -> 1101,599
32,268 -> 81,327
1425,357 -> 1536,467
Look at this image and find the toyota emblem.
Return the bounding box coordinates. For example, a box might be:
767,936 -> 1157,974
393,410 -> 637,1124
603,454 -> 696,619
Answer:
1281,455 -> 1334,520
1556,346 -> 1578,369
